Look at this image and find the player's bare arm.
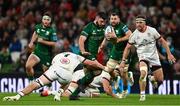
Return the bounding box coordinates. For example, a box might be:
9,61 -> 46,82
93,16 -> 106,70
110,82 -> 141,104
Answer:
79,35 -> 91,55
119,43 -> 132,69
37,37 -> 56,46
83,59 -> 105,70
102,78 -> 118,98
158,37 -> 176,63
116,30 -> 132,43
29,31 -> 38,49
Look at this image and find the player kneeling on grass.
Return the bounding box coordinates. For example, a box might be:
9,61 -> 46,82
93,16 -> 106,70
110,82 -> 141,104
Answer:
3,52 -> 105,101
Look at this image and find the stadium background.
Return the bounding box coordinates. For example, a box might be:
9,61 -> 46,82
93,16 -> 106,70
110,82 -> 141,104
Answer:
0,0 -> 180,95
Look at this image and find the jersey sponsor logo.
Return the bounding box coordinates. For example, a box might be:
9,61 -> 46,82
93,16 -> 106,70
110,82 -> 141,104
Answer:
60,57 -> 70,64
46,31 -> 50,35
138,39 -> 154,47
41,29 -> 45,32
92,30 -> 96,35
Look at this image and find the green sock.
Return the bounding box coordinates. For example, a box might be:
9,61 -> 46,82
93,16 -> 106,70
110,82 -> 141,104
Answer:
28,76 -> 34,81
71,87 -> 81,96
79,71 -> 95,85
71,71 -> 95,96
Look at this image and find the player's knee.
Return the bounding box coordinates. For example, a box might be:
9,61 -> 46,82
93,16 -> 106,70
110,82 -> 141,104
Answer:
67,85 -> 77,95
139,66 -> 148,81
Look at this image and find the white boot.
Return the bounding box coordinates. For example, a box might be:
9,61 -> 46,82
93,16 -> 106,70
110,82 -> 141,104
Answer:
54,89 -> 64,101
3,95 -> 21,101
139,94 -> 146,101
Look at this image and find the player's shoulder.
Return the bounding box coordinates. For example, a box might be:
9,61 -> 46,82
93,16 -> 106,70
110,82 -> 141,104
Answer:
119,22 -> 127,28
147,26 -> 157,32
84,22 -> 94,28
131,29 -> 139,35
35,24 -> 41,28
129,29 -> 138,39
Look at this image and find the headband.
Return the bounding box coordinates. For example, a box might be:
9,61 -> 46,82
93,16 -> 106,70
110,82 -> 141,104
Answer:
42,15 -> 51,22
136,18 -> 146,22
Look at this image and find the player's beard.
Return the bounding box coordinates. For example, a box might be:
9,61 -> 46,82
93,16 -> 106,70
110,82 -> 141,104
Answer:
111,22 -> 119,27
95,21 -> 104,28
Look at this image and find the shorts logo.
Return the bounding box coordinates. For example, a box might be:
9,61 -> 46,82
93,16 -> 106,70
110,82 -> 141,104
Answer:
60,58 -> 70,64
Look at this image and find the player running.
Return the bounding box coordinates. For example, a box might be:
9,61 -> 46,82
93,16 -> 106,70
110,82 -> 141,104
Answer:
100,10 -> 134,98
25,12 -> 57,91
119,15 -> 176,101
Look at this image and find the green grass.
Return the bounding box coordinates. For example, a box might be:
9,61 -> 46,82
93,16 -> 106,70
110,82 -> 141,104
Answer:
0,93 -> 180,106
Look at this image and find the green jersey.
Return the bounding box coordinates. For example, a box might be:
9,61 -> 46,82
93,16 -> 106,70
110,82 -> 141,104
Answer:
34,24 -> 57,56
80,22 -> 105,60
107,23 -> 129,61
33,24 -> 57,67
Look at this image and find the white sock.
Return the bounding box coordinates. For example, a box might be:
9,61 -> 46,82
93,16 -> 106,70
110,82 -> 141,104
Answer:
140,91 -> 145,95
18,92 -> 25,97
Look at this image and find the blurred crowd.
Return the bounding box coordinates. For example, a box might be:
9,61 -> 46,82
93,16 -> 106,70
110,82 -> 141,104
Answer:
0,0 -> 180,76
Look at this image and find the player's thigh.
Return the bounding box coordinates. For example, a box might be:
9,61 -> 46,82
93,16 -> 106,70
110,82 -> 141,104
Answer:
153,68 -> 164,81
106,59 -> 119,72
139,61 -> 148,74
72,70 -> 85,82
26,54 -> 40,67
55,67 -> 72,84
38,74 -> 52,85
43,66 -> 57,82
38,54 -> 52,70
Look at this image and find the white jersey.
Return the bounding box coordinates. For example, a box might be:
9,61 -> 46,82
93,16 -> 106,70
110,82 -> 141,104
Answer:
129,26 -> 161,66
90,71 -> 111,88
43,52 -> 85,84
51,52 -> 85,73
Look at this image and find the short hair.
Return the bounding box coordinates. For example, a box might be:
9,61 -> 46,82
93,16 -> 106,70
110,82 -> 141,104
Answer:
110,9 -> 121,18
43,12 -> 52,18
97,12 -> 107,20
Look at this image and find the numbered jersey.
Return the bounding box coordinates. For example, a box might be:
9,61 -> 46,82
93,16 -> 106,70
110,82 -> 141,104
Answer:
51,52 -> 85,73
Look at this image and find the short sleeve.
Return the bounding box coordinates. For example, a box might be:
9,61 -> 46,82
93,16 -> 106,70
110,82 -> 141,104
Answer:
128,33 -> 135,45
77,55 -> 86,63
152,28 -> 161,40
34,24 -> 39,34
51,28 -> 57,41
80,24 -> 91,37
122,25 -> 129,34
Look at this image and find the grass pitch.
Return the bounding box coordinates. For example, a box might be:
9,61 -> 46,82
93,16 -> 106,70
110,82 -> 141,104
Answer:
0,93 -> 180,106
